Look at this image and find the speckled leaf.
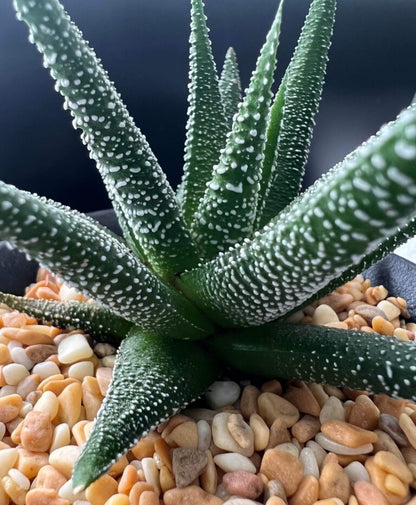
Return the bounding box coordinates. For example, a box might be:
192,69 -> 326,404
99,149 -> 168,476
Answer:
179,0 -> 228,229
178,104 -> 416,327
257,0 -> 337,228
208,322 -> 416,400
0,181 -> 214,339
191,1 -> 284,259
14,0 -> 199,278
0,292 -> 132,343
219,47 -> 242,130
72,329 -> 220,491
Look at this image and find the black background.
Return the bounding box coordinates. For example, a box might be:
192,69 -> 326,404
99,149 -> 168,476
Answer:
0,0 -> 415,213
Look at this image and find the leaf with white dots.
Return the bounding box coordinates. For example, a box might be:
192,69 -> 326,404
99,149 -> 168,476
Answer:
14,0 -> 199,278
219,47 -> 242,130
0,181 -> 214,340
72,329 -> 220,491
256,0 -> 337,228
0,292 -> 132,343
191,1 -> 284,259
179,0 -> 228,229
178,104 -> 416,327
209,322 -> 416,401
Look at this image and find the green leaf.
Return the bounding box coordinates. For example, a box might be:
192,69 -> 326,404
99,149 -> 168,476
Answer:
178,104 -> 416,327
72,328 -> 220,491
208,322 -> 416,401
256,0 -> 337,228
179,0 -> 228,229
14,0 -> 199,278
219,47 -> 242,130
191,1 -> 285,259
0,181 -> 214,339
0,292 -> 132,344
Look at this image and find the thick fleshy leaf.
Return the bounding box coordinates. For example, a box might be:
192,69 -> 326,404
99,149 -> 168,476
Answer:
0,181 -> 214,339
208,322 -> 416,400
178,104 -> 416,326
191,1 -> 284,259
0,292 -> 132,343
72,328 -> 220,491
14,0 -> 199,277
256,0 -> 337,228
219,47 -> 242,130
179,0 -> 228,228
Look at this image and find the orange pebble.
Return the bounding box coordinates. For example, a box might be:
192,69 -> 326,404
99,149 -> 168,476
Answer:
139,490 -> 159,505
129,482 -> 155,505
118,464 -> 139,495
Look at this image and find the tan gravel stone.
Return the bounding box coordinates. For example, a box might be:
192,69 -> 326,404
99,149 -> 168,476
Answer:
288,475 -> 319,505
165,420 -> 199,448
321,420 -> 378,448
261,380 -> 283,395
372,316 -> 394,336
137,490 -> 159,505
250,413 -> 270,451
160,465 -> 176,493
128,482 -> 156,505
95,367 -> 113,396
260,449 -> 303,497
21,410 -> 53,452
82,376 -> 104,421
26,488 -> 71,505
163,485 -> 224,505
49,445 -> 81,479
212,413 -> 254,457
223,471 -> 264,500
25,344 -> 57,364
240,385 -> 260,420
16,448 -> 49,479
35,464 -> 67,491
0,394 -> 22,423
258,393 -> 300,428
172,447 -> 207,488
1,327 -> 54,345
292,415 -> 321,443
131,432 -> 160,460
104,494 -> 130,505
374,451 -> 413,484
347,395 -> 379,430
365,456 -> 406,505
200,450 -> 217,495
267,418 -> 291,449
117,464 -> 139,495
85,474 -> 118,505
373,395 -> 408,418
312,304 -> 339,325
284,382 -> 321,417
319,462 -> 350,504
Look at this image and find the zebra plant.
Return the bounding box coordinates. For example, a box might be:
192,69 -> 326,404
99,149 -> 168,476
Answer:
2,0 -> 416,491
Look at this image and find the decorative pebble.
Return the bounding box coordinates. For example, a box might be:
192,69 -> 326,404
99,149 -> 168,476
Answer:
353,481 -> 389,505
260,449 -> 303,496
25,344 -> 57,364
49,445 -> 82,479
289,475 -> 319,505
379,413 -> 409,446
165,420 -> 198,449
2,363 -> 29,386
172,447 -> 208,488
377,300 -> 401,321
240,385 -> 260,419
163,486 -> 223,505
205,381 -> 241,410
0,448 -> 18,477
222,499 -> 262,505
315,433 -> 373,455
214,453 -> 256,473
373,450 -> 413,484
347,395 -> 380,430
343,461 -> 370,483
292,415 -> 321,443
10,347 -> 34,370
57,334 -> 93,364
197,419 -> 212,452
249,413 -> 269,451
399,413 -> 416,449
68,361 -> 94,381
258,392 -> 300,428
0,394 -> 22,423
222,471 -> 264,500
212,413 -> 254,457
32,361 -> 61,380
300,447 -> 319,479
85,474 -> 118,505
35,464 -> 67,491
321,420 -> 378,448
21,410 -> 53,452
319,462 -> 350,504
312,304 -> 339,325
283,381 -> 321,417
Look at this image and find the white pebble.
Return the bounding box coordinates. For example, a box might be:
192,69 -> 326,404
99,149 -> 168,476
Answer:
50,423 -> 71,452
344,461 -> 370,483
315,433 -> 373,455
312,304 -> 339,325
0,385 -> 17,397
0,448 -> 18,477
58,333 -> 93,364
142,457 -> 160,492
94,342 -> 116,358
213,453 -> 256,473
33,390 -> 59,419
19,401 -> 33,417
377,300 -> 401,321
0,422 -> 5,440
299,447 -> 319,479
275,442 -> 299,458
223,499 -> 262,505
205,381 -> 241,409
32,361 -> 61,380
68,361 -> 94,381
7,341 -> 22,351
306,440 -> 328,469
320,396 -> 345,424
59,479 -> 87,501
8,468 -> 30,491
197,419 -> 212,452
10,347 -> 34,370
101,355 -> 116,368
2,363 -> 29,385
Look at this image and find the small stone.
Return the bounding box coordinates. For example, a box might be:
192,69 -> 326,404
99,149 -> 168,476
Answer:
58,333 -> 93,364
227,413 -> 254,450
299,447 -> 319,479
95,367 -> 113,396
68,361 -> 94,381
379,413 -> 409,446
223,471 -> 264,499
137,490 -> 159,505
258,393 -> 299,428
354,303 -> 388,324
35,465 -> 67,491
0,394 -> 22,423
365,456 -> 407,505
373,394 -> 408,418
240,385 -> 260,419
200,450 -> 217,495
372,316 -> 394,336
372,429 -> 405,463
312,304 -> 339,325
291,415 -> 321,443
308,383 -> 329,408
117,464 -> 139,495
249,413 -> 269,451
172,447 -> 207,488
164,485 -> 223,505
306,440 -> 327,469
283,382 -> 320,417
353,481 -> 389,505
21,410 -> 53,452
347,395 -> 380,430
16,448 -> 49,479
0,447 -> 18,477
223,499 -> 262,505
261,380 -> 283,395
373,450 -> 413,484
214,452 -> 256,473
16,374 -> 41,399
288,475 -> 319,505
321,420 -> 378,447
399,412 -> 416,449
56,382 -> 82,428
260,449 -> 303,496
85,474 -> 118,505
141,457 -> 160,494
25,488 -> 70,505
197,419 -> 212,452
32,361 -> 61,380
205,381 -> 241,410
82,376 -> 104,421
103,494 -> 130,505
319,396 -> 345,424
2,363 -> 29,386
1,327 -> 54,345
165,420 -> 198,448
319,462 -> 350,503
49,445 -> 82,479
25,344 -> 57,364
377,300 -> 401,321
128,482 -> 155,505
343,461 -> 370,483
159,466 -> 175,494
265,498 -> 286,505
263,479 -> 287,503
212,413 -> 254,456
267,418 -> 291,448
315,432 -> 373,455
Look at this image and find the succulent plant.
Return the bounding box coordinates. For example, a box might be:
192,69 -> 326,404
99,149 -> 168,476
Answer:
2,0 -> 416,491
